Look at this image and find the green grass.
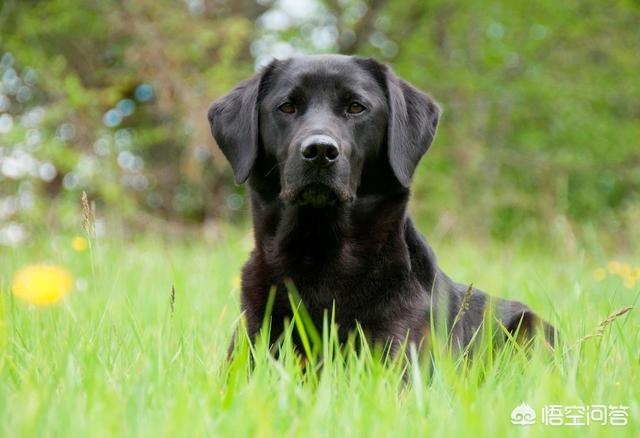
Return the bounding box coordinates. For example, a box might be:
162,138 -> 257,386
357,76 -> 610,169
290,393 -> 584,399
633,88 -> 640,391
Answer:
0,226 -> 638,437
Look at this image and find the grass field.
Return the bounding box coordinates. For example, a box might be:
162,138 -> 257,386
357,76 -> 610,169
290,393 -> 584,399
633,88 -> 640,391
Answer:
0,225 -> 638,437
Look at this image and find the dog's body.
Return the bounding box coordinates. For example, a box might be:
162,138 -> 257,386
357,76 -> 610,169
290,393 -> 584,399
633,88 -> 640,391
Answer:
209,55 -> 554,354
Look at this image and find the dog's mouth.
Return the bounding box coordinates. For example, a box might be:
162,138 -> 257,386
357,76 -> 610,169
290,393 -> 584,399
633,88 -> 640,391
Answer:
281,182 -> 352,208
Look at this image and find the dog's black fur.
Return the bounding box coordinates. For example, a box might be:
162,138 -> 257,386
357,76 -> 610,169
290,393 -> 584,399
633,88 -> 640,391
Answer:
208,55 -> 555,355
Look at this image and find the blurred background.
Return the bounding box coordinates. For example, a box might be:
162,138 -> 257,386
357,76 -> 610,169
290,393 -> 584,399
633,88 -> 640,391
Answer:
0,0 -> 638,252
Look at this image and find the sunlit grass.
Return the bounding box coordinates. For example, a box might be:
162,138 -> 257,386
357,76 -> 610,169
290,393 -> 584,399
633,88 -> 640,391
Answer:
0,228 -> 638,437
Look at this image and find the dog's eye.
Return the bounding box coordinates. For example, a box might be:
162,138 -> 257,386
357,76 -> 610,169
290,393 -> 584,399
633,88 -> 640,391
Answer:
347,102 -> 366,114
278,102 -> 296,114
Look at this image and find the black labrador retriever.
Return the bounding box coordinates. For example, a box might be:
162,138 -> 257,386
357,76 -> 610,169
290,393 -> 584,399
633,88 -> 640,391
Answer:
208,54 -> 555,356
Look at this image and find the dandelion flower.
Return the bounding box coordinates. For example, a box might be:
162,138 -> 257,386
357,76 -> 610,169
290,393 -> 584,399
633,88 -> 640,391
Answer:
232,275 -> 241,289
619,264 -> 632,277
71,236 -> 88,252
12,264 -> 74,306
623,276 -> 637,289
592,268 -> 607,281
607,261 -> 622,274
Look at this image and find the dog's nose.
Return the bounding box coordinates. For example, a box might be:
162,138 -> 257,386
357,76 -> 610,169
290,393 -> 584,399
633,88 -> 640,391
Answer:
300,135 -> 340,165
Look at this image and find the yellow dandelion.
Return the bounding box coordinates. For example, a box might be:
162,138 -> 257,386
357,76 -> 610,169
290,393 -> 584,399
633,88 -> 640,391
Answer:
623,275 -> 637,289
12,264 -> 74,306
607,261 -> 622,274
618,264 -> 632,277
592,268 -> 607,281
232,275 -> 241,289
71,236 -> 88,252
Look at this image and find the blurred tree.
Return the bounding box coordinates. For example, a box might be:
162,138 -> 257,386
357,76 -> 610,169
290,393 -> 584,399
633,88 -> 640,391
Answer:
0,0 -> 264,227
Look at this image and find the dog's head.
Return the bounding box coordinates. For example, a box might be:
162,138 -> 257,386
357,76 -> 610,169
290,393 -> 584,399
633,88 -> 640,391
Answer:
208,55 -> 440,208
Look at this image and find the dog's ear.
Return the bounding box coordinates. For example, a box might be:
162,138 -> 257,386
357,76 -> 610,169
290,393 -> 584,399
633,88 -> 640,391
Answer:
207,62 -> 276,184
357,58 -> 441,187
386,69 -> 441,187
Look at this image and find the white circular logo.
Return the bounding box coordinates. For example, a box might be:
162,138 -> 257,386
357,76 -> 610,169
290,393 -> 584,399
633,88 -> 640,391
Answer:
511,403 -> 537,425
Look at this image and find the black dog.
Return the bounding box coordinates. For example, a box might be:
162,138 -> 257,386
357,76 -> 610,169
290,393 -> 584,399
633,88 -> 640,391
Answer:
208,55 -> 555,356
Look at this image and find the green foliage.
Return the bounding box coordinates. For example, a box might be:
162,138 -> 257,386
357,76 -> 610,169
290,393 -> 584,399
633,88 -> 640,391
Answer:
400,0 -> 640,240
0,0 -> 260,226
